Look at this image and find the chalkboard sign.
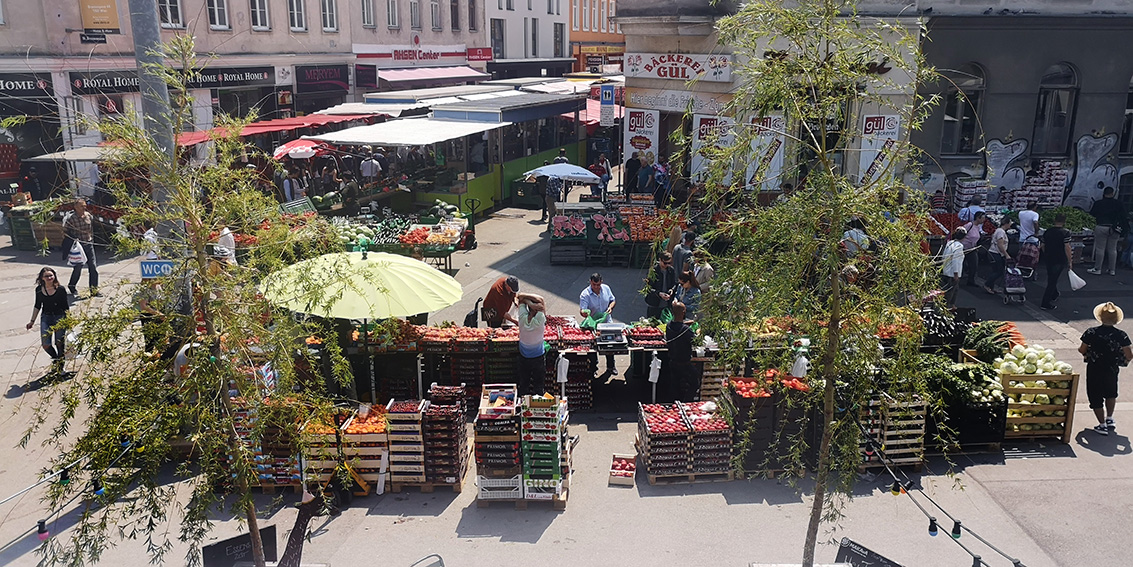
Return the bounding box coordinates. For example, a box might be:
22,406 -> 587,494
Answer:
202,525 -> 277,567
834,537 -> 903,567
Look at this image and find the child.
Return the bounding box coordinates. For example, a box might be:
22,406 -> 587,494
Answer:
1078,302 -> 1133,435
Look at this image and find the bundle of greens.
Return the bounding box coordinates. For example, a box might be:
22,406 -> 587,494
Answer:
963,320 -> 1012,363
919,354 -> 1003,407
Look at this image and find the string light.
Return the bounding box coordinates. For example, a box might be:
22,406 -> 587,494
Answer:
951,520 -> 962,539
58,470 -> 70,486
93,479 -> 105,496
972,555 -> 982,567
36,520 -> 49,541
928,517 -> 938,537
890,481 -> 901,495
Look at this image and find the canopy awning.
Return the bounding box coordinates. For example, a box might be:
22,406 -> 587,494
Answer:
305,117 -> 511,147
379,65 -> 489,84
26,146 -> 116,162
315,102 -> 431,117
177,114 -> 373,146
561,98 -> 623,134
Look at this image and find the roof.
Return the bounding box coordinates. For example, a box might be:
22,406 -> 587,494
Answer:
378,65 -> 489,84
27,146 -> 116,162
177,114 -> 372,146
430,93 -> 587,123
485,77 -> 564,88
304,117 -> 512,147
363,84 -> 514,104
315,102 -> 432,117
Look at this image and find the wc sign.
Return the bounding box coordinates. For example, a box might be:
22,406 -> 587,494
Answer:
140,260 -> 175,279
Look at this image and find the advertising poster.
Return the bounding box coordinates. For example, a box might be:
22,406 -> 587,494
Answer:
745,114 -> 786,192
859,115 -> 901,185
623,108 -> 660,169
690,114 -> 735,183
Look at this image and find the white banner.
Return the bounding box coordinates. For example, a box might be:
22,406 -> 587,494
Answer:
745,114 -> 787,192
623,108 -> 661,171
624,53 -> 732,83
691,114 -> 735,183
858,115 -> 901,185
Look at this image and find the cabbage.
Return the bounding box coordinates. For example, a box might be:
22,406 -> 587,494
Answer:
1051,396 -> 1065,406
1012,344 -> 1027,357
1035,394 -> 1051,405
1025,352 -> 1039,363
1002,362 -> 1020,375
1034,380 -> 1047,388
1024,363 -> 1038,374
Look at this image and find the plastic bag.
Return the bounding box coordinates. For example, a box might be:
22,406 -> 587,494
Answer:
659,308 -> 674,324
68,241 -> 87,266
1068,269 -> 1086,291
579,310 -> 609,330
556,352 -> 570,383
648,351 -> 662,384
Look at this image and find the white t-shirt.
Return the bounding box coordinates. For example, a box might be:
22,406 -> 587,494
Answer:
517,304 -> 546,358
989,227 -> 1009,257
1018,209 -> 1039,242
942,240 -> 965,277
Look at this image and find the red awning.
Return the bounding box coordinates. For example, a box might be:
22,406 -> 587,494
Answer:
177,114 -> 372,146
378,65 -> 489,84
561,98 -> 622,135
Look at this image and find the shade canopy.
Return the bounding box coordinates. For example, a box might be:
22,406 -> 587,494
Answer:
26,146 -> 116,162
305,117 -> 511,147
523,163 -> 601,183
262,251 -> 462,320
379,65 -> 489,84
273,139 -> 326,160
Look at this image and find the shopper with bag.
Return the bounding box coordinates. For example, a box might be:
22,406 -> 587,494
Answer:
960,211 -> 986,286
1087,186 -> 1128,276
1078,302 -> 1133,435
63,198 -> 99,298
1040,212 -> 1073,310
26,267 -> 70,375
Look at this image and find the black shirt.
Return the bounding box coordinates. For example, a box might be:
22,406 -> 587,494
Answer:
1089,197 -> 1127,228
665,320 -> 694,363
1042,226 -> 1071,266
1081,325 -> 1131,374
35,286 -> 70,316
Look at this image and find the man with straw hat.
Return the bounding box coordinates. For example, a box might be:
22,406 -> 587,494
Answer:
1078,302 -> 1133,435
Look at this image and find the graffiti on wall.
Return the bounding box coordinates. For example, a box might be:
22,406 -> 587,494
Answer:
1064,133 -> 1119,211
983,139 -> 1028,203
970,133 -> 1118,211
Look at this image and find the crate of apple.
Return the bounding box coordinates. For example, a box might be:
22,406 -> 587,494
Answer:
609,453 -> 637,486
643,412 -> 689,436
684,412 -> 729,432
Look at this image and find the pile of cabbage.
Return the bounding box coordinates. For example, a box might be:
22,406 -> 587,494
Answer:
993,344 -> 1074,383
993,344 -> 1074,432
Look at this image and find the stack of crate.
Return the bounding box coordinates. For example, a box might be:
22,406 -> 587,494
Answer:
231,398 -> 300,491
386,400 -> 427,484
562,354 -> 593,411
636,403 -> 692,479
679,401 -> 732,475
520,395 -> 569,501
451,355 -> 486,411
859,393 -> 927,471
423,404 -> 469,486
340,406 -> 389,487
697,359 -> 729,402
474,385 -> 522,501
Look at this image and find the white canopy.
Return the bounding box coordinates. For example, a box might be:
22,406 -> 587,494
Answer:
304,117 -> 511,147
26,146 -> 116,162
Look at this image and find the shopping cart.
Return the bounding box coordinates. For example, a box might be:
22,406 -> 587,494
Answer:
1002,260 -> 1027,305
1016,236 -> 1040,280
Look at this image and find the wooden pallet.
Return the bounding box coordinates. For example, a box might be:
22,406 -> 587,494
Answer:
257,483 -> 302,494
647,469 -> 734,485
924,442 -> 1002,456
476,487 -> 569,510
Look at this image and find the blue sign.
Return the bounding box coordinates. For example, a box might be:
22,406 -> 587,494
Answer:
600,84 -> 615,106
140,260 -> 175,279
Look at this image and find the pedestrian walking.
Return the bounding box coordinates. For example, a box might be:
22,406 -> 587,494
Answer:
961,211 -> 986,286
957,195 -> 985,222
360,153 -> 382,185
515,293 -> 547,396
483,276 -> 520,328
1018,200 -> 1040,243
26,267 -> 70,375
940,227 -> 965,308
1040,212 -> 1072,310
637,154 -> 655,196
624,151 -> 641,194
672,231 -> 696,274
1078,302 -> 1133,435
63,198 -> 99,297
984,217 -> 1013,294
645,251 -> 676,320
663,302 -> 698,402
1087,186 -> 1128,275
587,156 -> 608,197
553,148 -> 570,164
579,273 -> 617,375
693,250 -> 715,294
545,175 -> 563,223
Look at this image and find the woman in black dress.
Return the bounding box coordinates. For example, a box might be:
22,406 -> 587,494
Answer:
26,267 -> 70,374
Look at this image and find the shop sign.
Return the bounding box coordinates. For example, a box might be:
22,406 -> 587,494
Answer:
80,33 -> 107,44
690,114 -> 735,184
467,47 -> 494,62
201,525 -> 276,567
834,537 -> 903,567
624,53 -> 731,82
69,67 -> 274,95
354,42 -> 470,66
858,115 -> 901,185
745,114 -> 786,192
622,108 -> 660,170
355,64 -> 378,89
580,45 -> 625,54
80,0 -> 121,34
624,87 -> 731,115
0,73 -> 54,98
294,65 -> 350,94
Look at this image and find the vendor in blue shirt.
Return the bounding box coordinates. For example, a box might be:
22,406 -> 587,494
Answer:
579,272 -> 618,375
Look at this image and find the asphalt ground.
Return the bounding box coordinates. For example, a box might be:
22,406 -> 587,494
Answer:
0,194 -> 1130,567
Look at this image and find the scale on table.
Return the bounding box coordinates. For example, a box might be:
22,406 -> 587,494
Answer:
596,322 -> 628,354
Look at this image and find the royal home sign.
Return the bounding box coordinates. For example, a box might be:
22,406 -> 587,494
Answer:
70,67 -> 273,95
624,53 -> 732,83
0,73 -> 54,98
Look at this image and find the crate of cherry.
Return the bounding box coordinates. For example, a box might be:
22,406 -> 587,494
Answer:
637,403 -> 692,476
385,400 -> 427,483
428,384 -> 468,414
423,404 -> 470,485
679,401 -> 732,474
627,325 -> 666,349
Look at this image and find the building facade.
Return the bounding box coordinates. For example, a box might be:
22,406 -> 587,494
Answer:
568,0 -> 624,73
483,0 -> 574,79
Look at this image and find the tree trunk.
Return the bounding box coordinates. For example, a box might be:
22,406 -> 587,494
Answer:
802,269 -> 843,567
277,492 -> 325,567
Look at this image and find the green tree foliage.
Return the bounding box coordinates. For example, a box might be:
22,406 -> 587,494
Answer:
684,2 -> 941,565
24,35 -> 354,567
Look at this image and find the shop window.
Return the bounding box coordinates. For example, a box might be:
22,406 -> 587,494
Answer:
207,0 -> 230,29
158,0 -> 184,27
553,23 -> 564,58
288,0 -> 307,30
431,0 -> 441,29
572,0 -> 578,31
490,18 -> 505,60
1031,63 -> 1078,156
531,18 -> 538,58
450,0 -> 459,29
940,63 -> 984,155
321,0 -> 338,30
1119,77 -> 1133,155
250,0 -> 271,29
387,0 -> 399,27
410,0 -> 420,28
468,0 -> 476,30
361,0 -> 375,26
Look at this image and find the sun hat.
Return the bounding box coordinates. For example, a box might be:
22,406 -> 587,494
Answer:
1093,302 -> 1124,325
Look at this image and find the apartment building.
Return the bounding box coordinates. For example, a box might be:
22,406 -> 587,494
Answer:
483,0 -> 573,79
568,0 -> 623,73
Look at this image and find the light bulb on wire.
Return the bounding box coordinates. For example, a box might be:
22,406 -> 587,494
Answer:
93,479 -> 105,496
972,555 -> 982,567
951,520 -> 962,539
890,481 -> 901,495
928,517 -> 938,536
37,520 -> 49,541
58,469 -> 70,486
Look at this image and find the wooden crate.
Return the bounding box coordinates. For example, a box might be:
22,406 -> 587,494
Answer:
697,361 -> 730,401
1001,373 -> 1079,443
859,393 -> 926,470
608,453 -> 637,487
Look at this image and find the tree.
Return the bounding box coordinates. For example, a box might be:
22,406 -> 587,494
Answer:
24,35 -> 359,567
684,2 -> 940,565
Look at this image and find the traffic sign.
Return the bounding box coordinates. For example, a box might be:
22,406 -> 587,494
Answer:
600,84 -> 616,127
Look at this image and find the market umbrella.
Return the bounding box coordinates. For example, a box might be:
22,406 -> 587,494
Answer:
522,163 -> 601,184
261,251 -> 462,320
273,139 -> 326,160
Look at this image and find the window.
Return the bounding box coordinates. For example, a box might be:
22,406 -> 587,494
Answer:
582,0 -> 587,31
158,0 -> 184,27
527,0 -> 532,10
208,0 -> 230,29
410,0 -> 420,28
431,0 -> 441,28
547,0 -> 552,13
490,18 -> 505,60
553,22 -> 564,57
608,0 -> 614,33
523,18 -> 528,56
250,0 -> 271,29
288,0 -> 307,29
387,0 -> 399,27
0,0 -> 4,25
590,0 -> 597,31
450,0 -> 459,29
507,0 -> 513,9
321,0 -> 338,30
531,17 -> 538,57
1032,63 -> 1078,156
556,0 -> 560,14
361,0 -> 375,26
613,0 -> 619,32
572,0 -> 578,30
600,0 -> 605,31
940,63 -> 984,155
468,0 -> 477,30
1119,77 -> 1133,155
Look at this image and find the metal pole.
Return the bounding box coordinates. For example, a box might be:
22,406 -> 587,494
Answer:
127,0 -> 174,168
